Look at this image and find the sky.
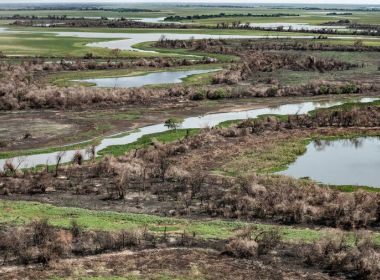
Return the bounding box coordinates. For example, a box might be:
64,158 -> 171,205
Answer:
1,0 -> 380,5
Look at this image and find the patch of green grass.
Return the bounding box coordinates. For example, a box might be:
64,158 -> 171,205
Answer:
0,32 -> 137,58
215,130 -> 380,191
332,185 -> 380,193
3,199 -> 378,244
217,138 -> 308,176
98,128 -> 200,157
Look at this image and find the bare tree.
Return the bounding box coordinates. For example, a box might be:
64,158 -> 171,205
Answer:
86,145 -> 96,162
55,151 -> 66,177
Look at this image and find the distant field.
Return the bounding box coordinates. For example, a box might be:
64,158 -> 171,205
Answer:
0,32 -> 151,57
173,11 -> 380,25
1,27 -> 379,58
0,7 -> 379,25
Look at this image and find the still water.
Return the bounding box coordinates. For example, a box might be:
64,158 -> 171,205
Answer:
75,69 -> 218,88
278,137 -> 380,187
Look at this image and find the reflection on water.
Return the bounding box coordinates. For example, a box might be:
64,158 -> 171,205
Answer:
75,69 -> 219,88
0,97 -> 378,171
313,138 -> 365,151
278,137 -> 380,187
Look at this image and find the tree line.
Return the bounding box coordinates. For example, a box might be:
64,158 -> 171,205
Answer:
164,12 -> 299,21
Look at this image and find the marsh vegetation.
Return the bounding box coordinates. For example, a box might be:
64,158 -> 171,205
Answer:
0,2 -> 379,279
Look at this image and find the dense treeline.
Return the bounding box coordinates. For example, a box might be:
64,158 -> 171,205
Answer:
154,38 -> 380,53
301,7 -> 380,11
0,6 -> 158,12
10,18 -> 194,29
164,12 -> 299,21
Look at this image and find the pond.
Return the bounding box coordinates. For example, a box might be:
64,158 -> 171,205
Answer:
0,97 -> 377,171
74,69 -> 219,88
278,137 -> 380,187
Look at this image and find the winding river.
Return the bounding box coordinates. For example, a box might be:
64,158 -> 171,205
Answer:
1,27 -> 380,54
0,97 -> 377,171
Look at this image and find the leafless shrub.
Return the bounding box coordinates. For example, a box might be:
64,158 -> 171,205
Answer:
55,151 -> 66,177
254,228 -> 282,256
70,220 -> 81,238
303,230 -> 380,279
224,238 -> 259,258
72,150 -> 84,165
86,145 -> 96,162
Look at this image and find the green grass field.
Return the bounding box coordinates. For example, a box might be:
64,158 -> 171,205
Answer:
1,199 -> 378,244
0,6 -> 379,25
0,32 -> 128,57
1,26 -> 379,58
175,12 -> 380,25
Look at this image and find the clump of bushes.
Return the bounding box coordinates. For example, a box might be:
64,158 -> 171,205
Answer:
191,88 -> 231,100
207,88 -> 228,100
0,219 -> 153,265
224,227 -> 281,258
191,89 -> 207,100
0,219 -> 69,265
303,231 -> 380,279
318,83 -> 360,95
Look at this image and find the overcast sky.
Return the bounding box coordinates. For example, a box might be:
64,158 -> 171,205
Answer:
2,0 -> 380,5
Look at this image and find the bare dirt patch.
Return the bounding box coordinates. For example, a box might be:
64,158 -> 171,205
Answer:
0,248 -> 341,280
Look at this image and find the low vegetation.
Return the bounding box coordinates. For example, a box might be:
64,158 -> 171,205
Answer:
0,4 -> 379,279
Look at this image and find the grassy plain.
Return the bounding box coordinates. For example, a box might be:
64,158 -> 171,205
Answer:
1,26 -> 379,58
0,6 -> 379,25
1,199 -> 377,244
